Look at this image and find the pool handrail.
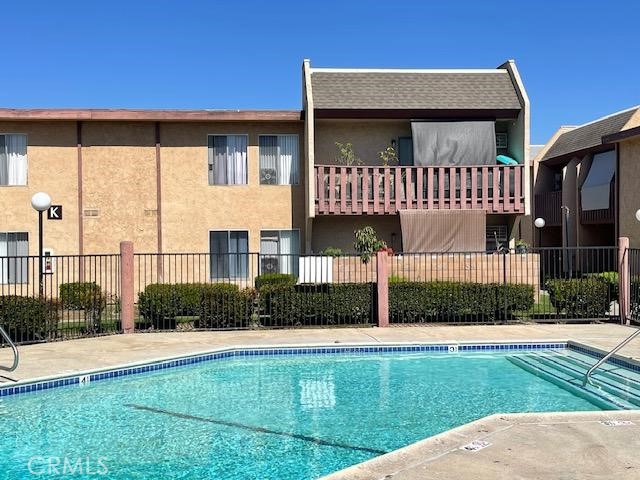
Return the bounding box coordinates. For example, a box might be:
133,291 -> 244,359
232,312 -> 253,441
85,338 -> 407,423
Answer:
583,327 -> 640,386
0,326 -> 19,373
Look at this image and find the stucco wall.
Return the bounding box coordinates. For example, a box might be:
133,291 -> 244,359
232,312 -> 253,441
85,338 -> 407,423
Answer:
314,120 -> 411,165
160,122 -> 305,253
312,216 -> 401,253
82,122 -> 158,253
0,121 -> 79,256
619,138 -> 640,247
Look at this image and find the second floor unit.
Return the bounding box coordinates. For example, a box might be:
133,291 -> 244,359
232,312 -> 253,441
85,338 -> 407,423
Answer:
302,60 -> 530,218
533,105 -> 640,248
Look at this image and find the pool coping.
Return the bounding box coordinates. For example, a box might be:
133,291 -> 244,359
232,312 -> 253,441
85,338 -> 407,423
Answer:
318,410 -> 640,480
2,338 -> 639,398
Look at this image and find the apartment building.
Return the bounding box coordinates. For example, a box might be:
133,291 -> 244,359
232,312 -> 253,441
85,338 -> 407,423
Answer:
0,59 -> 530,279
533,106 -> 640,248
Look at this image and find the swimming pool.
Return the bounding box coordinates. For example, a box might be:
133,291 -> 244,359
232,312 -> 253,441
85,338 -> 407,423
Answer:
0,343 -> 631,479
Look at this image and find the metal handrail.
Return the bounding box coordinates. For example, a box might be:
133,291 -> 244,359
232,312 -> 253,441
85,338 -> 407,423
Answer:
0,326 -> 19,372
583,327 -> 640,386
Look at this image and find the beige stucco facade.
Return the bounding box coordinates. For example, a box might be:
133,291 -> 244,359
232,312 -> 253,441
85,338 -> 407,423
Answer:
0,121 -> 79,256
618,137 -> 640,247
0,119 -> 305,257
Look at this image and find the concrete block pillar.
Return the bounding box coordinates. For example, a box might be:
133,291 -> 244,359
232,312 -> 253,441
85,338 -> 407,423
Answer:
376,251 -> 389,327
120,241 -> 135,333
619,237 -> 630,325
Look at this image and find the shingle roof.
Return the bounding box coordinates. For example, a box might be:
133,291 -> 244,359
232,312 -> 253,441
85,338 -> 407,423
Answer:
542,107 -> 639,161
310,70 -> 522,110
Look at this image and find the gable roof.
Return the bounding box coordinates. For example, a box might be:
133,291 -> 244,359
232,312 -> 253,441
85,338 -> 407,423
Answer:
541,106 -> 640,161
309,68 -> 522,111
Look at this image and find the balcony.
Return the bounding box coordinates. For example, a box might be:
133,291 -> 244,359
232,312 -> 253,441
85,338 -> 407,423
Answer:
315,164 -> 524,215
534,191 -> 562,227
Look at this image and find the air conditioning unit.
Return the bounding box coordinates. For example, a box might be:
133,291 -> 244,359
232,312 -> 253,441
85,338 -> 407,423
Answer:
260,256 -> 280,274
261,168 -> 277,185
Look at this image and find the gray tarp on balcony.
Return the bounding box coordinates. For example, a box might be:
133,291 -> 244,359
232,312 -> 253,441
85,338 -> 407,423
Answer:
399,210 -> 486,253
581,150 -> 615,211
411,121 -> 496,166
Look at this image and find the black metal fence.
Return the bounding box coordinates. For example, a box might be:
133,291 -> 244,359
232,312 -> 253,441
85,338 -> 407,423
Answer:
629,248 -> 640,322
133,253 -> 376,331
0,246 -> 624,344
0,254 -> 121,345
389,247 -> 619,324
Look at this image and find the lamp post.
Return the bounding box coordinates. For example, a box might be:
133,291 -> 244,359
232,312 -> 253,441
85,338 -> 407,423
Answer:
31,192 -> 51,297
534,217 -> 545,248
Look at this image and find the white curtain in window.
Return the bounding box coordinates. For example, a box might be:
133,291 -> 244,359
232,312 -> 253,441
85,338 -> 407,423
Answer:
0,134 -> 27,186
279,230 -> 300,274
227,135 -> 247,185
0,233 -> 7,284
277,135 -> 299,185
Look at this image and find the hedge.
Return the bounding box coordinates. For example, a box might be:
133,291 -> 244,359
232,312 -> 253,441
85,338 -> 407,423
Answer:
0,296 -> 59,343
389,281 -> 534,323
60,282 -> 105,323
546,278 -> 610,318
138,283 -> 253,330
259,283 -> 373,327
254,273 -> 297,290
585,272 -> 618,302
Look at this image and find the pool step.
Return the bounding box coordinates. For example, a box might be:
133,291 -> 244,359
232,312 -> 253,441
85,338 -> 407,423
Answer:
506,353 -> 637,410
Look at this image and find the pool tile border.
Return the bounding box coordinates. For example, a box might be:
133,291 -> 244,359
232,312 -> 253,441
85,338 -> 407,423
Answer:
0,340 -> 623,399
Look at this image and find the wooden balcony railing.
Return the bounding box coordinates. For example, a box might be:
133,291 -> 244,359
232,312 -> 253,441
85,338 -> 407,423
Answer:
315,164 -> 524,215
534,191 -> 562,226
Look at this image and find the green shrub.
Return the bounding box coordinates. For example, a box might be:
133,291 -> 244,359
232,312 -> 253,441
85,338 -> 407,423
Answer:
389,282 -> 534,323
0,296 -> 59,343
196,285 -> 254,329
353,226 -> 385,264
60,282 -> 105,325
585,272 -> 619,301
321,247 -> 343,257
254,273 -> 297,290
138,283 -> 254,330
546,278 -> 609,318
259,283 -> 372,326
388,275 -> 408,283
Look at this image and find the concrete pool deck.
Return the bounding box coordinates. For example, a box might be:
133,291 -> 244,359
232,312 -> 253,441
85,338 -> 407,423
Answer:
2,323 -> 640,479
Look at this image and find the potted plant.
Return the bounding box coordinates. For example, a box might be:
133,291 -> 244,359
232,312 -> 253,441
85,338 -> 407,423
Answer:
354,226 -> 386,264
515,239 -> 529,254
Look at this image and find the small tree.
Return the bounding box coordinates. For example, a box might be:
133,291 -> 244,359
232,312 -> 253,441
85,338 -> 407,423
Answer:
354,226 -> 386,264
335,142 -> 362,166
378,145 -> 398,166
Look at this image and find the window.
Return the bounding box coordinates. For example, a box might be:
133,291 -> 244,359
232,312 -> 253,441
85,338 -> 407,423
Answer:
208,135 -> 247,185
260,230 -> 300,275
209,231 -> 249,279
0,232 -> 29,284
259,135 -> 299,185
0,134 -> 27,186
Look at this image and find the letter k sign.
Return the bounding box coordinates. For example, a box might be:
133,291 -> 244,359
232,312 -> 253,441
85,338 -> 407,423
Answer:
47,205 -> 63,220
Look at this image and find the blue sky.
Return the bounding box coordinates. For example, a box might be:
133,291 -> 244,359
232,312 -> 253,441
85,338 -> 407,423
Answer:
2,0 -> 638,143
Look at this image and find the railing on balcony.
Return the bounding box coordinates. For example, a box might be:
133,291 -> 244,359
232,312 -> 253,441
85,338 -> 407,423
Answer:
534,190 -> 562,226
315,164 -> 524,215
580,181 -> 615,225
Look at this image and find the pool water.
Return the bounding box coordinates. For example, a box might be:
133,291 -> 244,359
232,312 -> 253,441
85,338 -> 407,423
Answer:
0,351 -> 605,479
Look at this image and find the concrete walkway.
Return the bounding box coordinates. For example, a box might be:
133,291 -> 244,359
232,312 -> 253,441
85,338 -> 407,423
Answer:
1,323 -> 638,382
2,324 -> 640,479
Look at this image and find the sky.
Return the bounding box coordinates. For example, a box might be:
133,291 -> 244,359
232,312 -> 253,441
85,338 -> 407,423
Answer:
2,0 -> 638,143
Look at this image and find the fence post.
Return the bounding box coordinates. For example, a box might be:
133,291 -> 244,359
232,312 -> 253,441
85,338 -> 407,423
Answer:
376,251 -> 389,327
120,241 -> 135,333
619,237 -> 630,325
